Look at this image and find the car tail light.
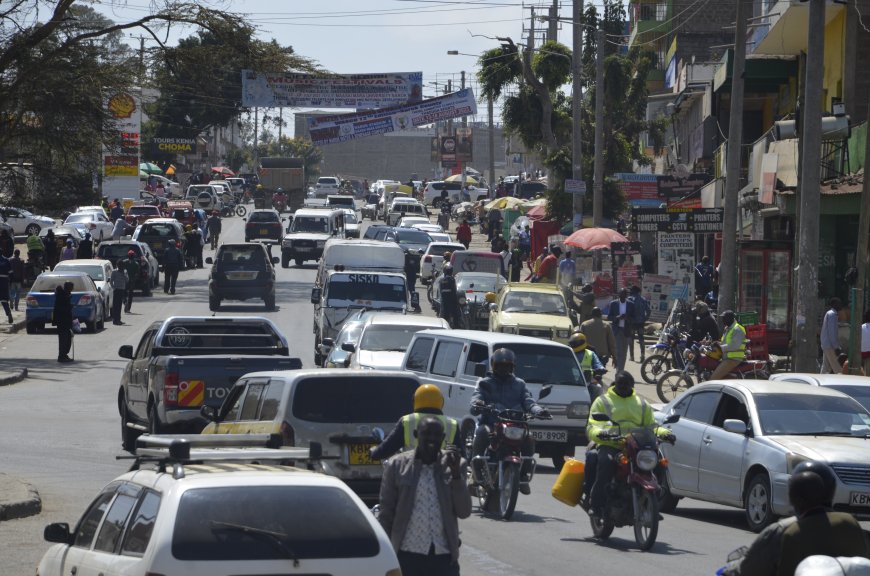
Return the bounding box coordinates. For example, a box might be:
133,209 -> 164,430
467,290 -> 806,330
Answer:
164,372 -> 179,405
280,420 -> 295,446
424,255 -> 432,263
26,296 -> 39,308
78,295 -> 93,305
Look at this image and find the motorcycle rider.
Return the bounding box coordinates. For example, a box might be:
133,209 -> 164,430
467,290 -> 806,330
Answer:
437,263 -> 461,328
26,230 -> 45,270
690,300 -> 721,343
370,384 -> 459,461
569,332 -> 606,399
709,309 -> 746,380
272,187 -> 288,212
583,371 -> 675,517
470,348 -> 550,495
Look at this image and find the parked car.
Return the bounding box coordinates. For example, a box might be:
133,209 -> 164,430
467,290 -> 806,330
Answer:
63,211 -> 114,241
656,379 -> 870,532
206,243 -> 279,311
769,373 -> 870,412
25,271 -> 106,333
344,313 -> 450,370
132,218 -> 186,266
53,259 -> 114,323
96,240 -> 159,293
39,226 -> 84,253
244,209 -> 284,243
37,437 -> 399,576
0,206 -> 55,236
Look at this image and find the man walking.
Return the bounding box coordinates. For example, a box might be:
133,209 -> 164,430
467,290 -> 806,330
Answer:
207,211 -> 222,250
119,250 -> 139,313
607,289 -> 636,370
820,297 -> 843,374
694,256 -> 714,301
404,250 -> 421,312
9,249 -> 23,311
628,285 -> 651,362
456,219 -> 472,249
557,250 -> 576,303
487,208 -> 502,242
378,417 -> 471,576
163,240 -> 183,295
580,307 -> 617,367
109,261 -> 127,325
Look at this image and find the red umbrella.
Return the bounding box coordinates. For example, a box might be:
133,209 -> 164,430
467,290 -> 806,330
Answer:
211,166 -> 235,176
563,227 -> 629,251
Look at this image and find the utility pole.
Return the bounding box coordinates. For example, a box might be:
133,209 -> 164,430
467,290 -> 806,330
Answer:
548,0 -> 559,43
592,28 -> 605,227
717,0 -> 748,316
447,79 -> 453,179
571,0 -> 584,229
488,96 -> 495,191
460,71 -> 467,191
278,108 -> 283,147
849,91 -> 870,373
792,0 -> 825,372
253,108 -> 259,163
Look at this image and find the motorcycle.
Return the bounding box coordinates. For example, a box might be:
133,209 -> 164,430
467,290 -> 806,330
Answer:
640,329 -> 690,384
583,412 -> 679,551
656,342 -> 770,402
469,386 -> 552,521
272,195 -> 287,213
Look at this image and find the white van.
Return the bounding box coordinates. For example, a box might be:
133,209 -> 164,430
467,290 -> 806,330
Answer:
401,329 -> 591,467
316,238 -> 405,287
281,208 -> 345,267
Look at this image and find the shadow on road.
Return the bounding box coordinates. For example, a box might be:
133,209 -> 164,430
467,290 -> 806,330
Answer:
561,533 -> 702,556
665,505 -> 749,531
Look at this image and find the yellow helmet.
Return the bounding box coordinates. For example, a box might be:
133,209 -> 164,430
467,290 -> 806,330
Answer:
185,224 -> 193,232
414,384 -> 444,411
484,292 -> 497,304
568,332 -> 587,353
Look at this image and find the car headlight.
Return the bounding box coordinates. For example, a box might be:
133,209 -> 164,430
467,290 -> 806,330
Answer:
501,325 -> 518,334
786,453 -> 811,473
567,402 -> 589,419
503,426 -> 525,441
636,449 -> 659,471
556,329 -> 570,339
316,240 -> 326,247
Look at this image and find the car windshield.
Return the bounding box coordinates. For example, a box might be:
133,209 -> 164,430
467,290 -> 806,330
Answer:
290,216 -> 328,233
501,291 -> 567,315
360,324 -> 431,352
452,252 -> 503,275
99,244 -> 140,259
65,214 -> 92,223
326,277 -> 406,305
457,274 -> 502,293
344,212 -> 359,224
395,229 -> 432,245
248,212 -> 279,223
428,244 -> 463,256
497,343 -> 584,386
337,322 -> 366,345
31,276 -> 92,292
140,223 -> 178,237
827,385 -> 870,413
54,264 -> 105,281
755,393 -> 870,436
173,485 -> 379,561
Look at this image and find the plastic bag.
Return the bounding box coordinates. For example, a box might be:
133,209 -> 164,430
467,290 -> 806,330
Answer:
71,318 -> 81,334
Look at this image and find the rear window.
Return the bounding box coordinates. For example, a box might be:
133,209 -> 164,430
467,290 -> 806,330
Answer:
497,343 -> 583,386
452,252 -> 504,275
139,223 -> 178,237
99,244 -> 141,259
217,246 -> 267,266
173,486 -> 379,560
248,211 -> 279,223
31,275 -> 92,292
157,322 -> 282,350
292,376 -> 416,423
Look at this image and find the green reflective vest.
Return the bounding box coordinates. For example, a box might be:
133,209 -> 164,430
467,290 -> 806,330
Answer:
723,322 -> 747,360
577,350 -> 594,370
402,413 -> 458,451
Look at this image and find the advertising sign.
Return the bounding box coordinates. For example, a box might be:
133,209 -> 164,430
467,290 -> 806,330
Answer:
308,88 -> 478,146
631,207 -> 723,233
656,173 -> 712,198
455,126 -> 473,163
102,91 -> 140,199
241,70 -> 423,108
440,135 -> 457,163
657,233 -> 695,287
642,274 -> 676,322
150,137 -> 196,156
565,179 -> 586,196
615,173 -> 659,207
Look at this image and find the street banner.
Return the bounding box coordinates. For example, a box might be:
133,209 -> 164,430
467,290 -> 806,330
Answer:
615,173 -> 658,206
657,233 -> 695,287
241,70 -> 423,108
102,90 -> 140,200
308,88 -> 478,146
440,135 -> 457,163
641,274 -> 677,322
631,207 -> 723,233
760,152 -> 778,204
656,172 -> 711,199
455,126 -> 473,163
150,137 -> 196,157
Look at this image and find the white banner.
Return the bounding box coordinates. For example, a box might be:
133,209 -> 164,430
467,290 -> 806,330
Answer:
308,88 -> 478,146
102,90 -> 141,201
657,232 -> 695,287
242,70 -> 423,108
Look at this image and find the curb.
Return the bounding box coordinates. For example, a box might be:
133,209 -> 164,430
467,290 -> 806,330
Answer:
0,475 -> 42,521
0,319 -> 26,335
0,367 -> 28,387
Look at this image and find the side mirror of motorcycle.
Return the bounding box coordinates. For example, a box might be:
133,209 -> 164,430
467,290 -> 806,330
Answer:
662,413 -> 681,425
591,412 -> 611,422
538,384 -> 552,401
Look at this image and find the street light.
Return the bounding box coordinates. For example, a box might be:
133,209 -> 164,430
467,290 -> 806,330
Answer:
448,50 -> 494,192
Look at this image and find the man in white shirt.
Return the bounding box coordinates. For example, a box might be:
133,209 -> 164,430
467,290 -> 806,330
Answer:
819,297 -> 842,374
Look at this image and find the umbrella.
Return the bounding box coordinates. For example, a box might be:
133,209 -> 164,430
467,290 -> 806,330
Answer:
521,197 -> 547,210
484,196 -> 525,211
445,174 -> 480,186
383,183 -> 414,194
211,166 -> 235,176
563,227 -> 629,251
526,204 -> 547,220
140,162 -> 163,175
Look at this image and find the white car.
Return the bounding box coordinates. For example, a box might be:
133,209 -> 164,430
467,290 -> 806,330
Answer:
37,436 -> 400,576
342,209 -> 360,238
412,223 -> 444,235
52,259 -> 113,323
420,241 -> 466,284
313,176 -> 341,198
398,216 -> 430,229
769,373 -> 870,412
0,206 -> 55,236
75,205 -> 109,218
427,231 -> 452,243
185,185 -> 224,212
63,211 -> 114,241
345,313 -> 450,370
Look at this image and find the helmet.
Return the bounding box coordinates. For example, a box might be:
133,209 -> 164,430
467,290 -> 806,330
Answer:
127,250 -> 135,257
490,347 -> 515,374
442,263 -> 453,276
414,384 -> 444,411
484,292 -> 497,304
568,332 -> 588,353
720,309 -> 736,324
791,460 -> 837,506
185,225 -> 193,232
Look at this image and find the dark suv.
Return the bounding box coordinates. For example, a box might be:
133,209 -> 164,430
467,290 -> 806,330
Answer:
206,243 -> 278,311
244,209 -> 284,243
96,240 -> 157,295
133,218 -> 186,266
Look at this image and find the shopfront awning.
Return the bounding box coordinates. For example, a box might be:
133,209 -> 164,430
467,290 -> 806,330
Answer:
768,140 -> 798,189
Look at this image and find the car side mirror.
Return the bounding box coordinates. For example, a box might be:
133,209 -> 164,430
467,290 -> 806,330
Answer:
118,344 -> 133,359
723,418 -> 746,435
310,287 -> 322,304
205,257 -> 213,265
43,522 -> 73,545
663,414 -> 681,425
538,384 -> 552,401
474,363 -> 487,377
489,303 -> 498,312
341,342 -> 356,353
200,405 -> 220,422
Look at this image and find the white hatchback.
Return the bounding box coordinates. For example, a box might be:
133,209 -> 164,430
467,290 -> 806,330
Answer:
38,437 -> 400,576
420,241 -> 466,284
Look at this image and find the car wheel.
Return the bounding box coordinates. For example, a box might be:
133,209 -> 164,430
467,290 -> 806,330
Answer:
143,282 -> 152,297
25,322 -> 37,334
119,392 -> 140,453
97,314 -> 105,331
86,319 -> 96,333
148,403 -> 163,435
281,253 -> 290,268
154,270 -> 159,287
745,473 -> 775,532
25,223 -> 41,236
295,258 -> 303,266
658,470 -> 681,513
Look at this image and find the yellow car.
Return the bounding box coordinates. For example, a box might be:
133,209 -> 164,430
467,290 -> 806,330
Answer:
488,283 -> 575,344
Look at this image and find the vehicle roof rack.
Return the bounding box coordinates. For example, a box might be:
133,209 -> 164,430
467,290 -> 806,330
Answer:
122,434 -> 325,479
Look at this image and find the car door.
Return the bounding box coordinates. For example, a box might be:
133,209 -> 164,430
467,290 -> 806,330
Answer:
456,343 -> 489,409
86,482 -> 143,576
697,390 -> 751,505
127,328 -> 157,419
224,377 -> 273,434
57,484 -> 119,576
664,388 -> 721,494
4,208 -> 25,234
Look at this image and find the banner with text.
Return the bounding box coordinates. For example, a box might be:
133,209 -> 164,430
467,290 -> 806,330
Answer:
615,173 -> 659,207
102,90 -> 140,200
308,88 -> 478,146
657,233 -> 695,288
631,207 -> 723,233
641,274 -> 677,322
242,70 -> 423,108
150,137 -> 196,157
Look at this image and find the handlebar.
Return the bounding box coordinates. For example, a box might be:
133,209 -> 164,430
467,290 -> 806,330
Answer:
473,404 -> 552,421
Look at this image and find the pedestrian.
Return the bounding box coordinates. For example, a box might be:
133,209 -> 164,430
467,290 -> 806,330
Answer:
490,232 -> 505,254
0,253 -> 14,324
820,297 -> 843,374
437,264 -> 461,328
508,240 -> 523,283
9,249 -> 23,311
163,240 -> 182,295
579,307 -> 617,367
557,250 -> 576,302
404,250 -> 421,312
155,181 -> 166,197
499,242 -> 511,279
109,200 -> 124,221
119,250 -> 139,313
694,256 -> 714,301
487,208 -> 502,242
43,229 -> 58,270
112,218 -> 129,241
78,232 -> 94,259
577,283 -> 596,323
627,285 -> 651,362
184,225 -> 203,268
109,260 -> 127,325
59,239 -> 76,262
536,245 -> 560,283
518,225 -> 531,259
53,282 -> 74,362
526,246 -> 548,281
207,211 -> 222,250
0,229 -> 13,258
456,219 -> 472,249
377,416 -> 471,576
607,289 -> 636,370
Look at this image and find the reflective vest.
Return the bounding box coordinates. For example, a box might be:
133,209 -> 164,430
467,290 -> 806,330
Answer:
26,235 -> 43,253
723,322 -> 747,360
402,413 -> 457,451
576,350 -> 594,370
588,390 -> 652,449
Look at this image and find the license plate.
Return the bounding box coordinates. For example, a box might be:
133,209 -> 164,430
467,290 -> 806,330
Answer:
349,443 -> 378,465
850,491 -> 870,507
259,228 -> 268,235
530,429 -> 568,443
295,247 -> 312,252
227,272 -> 256,280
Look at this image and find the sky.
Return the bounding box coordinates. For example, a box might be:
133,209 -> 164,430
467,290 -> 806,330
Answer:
96,0 -> 608,134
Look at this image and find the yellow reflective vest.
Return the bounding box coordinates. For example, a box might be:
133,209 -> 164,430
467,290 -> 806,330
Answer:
402,413 -> 458,451
723,322 -> 747,360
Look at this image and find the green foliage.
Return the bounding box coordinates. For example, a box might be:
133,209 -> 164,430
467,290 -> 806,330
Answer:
532,41 -> 572,92
543,147 -> 574,223
224,148 -> 252,173
477,46 -> 522,100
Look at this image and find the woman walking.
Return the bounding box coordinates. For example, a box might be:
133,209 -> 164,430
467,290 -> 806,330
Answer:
53,282 -> 74,363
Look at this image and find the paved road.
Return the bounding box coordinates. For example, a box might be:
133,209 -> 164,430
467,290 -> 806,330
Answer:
0,213 -> 759,575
